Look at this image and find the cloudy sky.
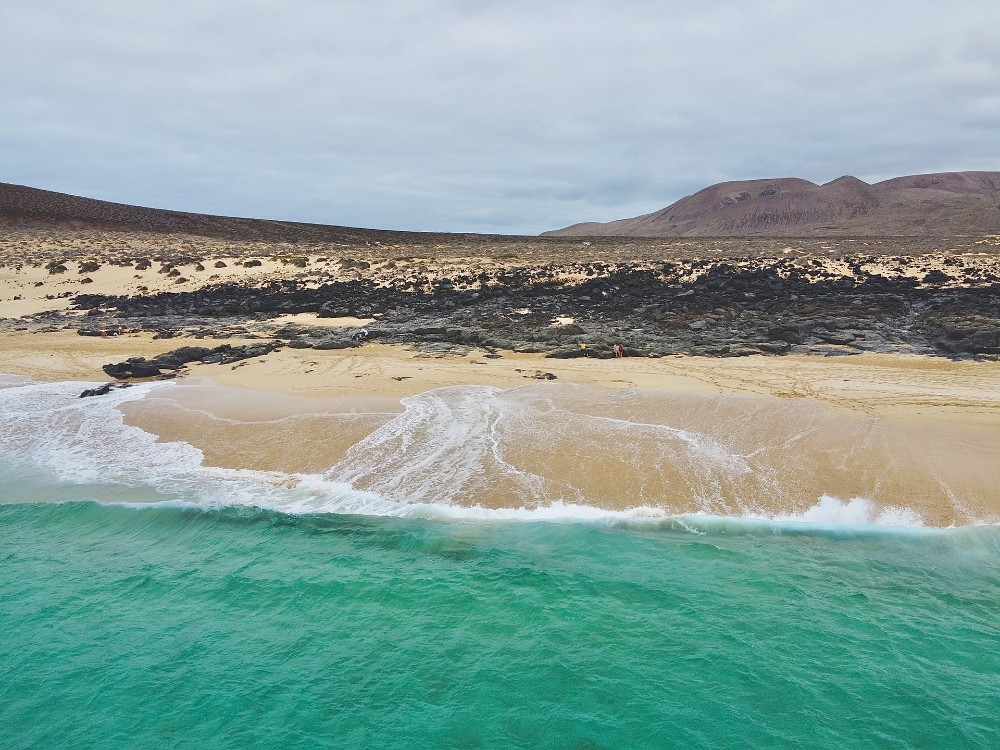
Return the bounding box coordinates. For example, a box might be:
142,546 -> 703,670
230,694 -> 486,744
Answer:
2,1 -> 998,234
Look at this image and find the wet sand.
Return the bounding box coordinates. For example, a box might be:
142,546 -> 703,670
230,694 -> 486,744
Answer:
114,373 -> 1000,527
55,335 -> 991,527
2,326 -> 999,525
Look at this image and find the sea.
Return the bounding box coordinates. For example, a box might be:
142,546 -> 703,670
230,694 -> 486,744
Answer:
2,374 -> 999,749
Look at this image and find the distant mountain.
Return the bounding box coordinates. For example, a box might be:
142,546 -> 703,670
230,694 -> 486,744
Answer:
0,182 -> 479,243
543,171 -> 1000,237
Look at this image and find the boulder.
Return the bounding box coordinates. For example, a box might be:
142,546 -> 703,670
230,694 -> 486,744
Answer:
815,330 -> 856,345
755,341 -> 791,354
313,334 -> 356,350
767,325 -> 803,344
79,383 -> 114,398
102,342 -> 281,379
923,269 -> 951,284
545,323 -> 586,338
317,304 -> 352,318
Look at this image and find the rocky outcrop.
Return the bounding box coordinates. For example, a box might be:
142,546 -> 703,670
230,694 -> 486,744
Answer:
70,254 -> 1000,363
102,342 -> 282,380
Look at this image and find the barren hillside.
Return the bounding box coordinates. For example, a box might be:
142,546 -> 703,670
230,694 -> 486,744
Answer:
0,182 -> 497,245
545,171 -> 1000,237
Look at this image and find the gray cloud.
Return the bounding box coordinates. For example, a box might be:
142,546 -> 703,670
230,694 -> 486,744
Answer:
2,0 -> 998,233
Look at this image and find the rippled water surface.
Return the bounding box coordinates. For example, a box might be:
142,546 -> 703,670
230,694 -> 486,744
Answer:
3,502 -> 999,749
2,376 -> 999,748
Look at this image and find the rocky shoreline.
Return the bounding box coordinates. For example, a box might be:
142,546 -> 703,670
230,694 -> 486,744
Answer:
3,228 -> 999,383
51,254 -> 997,377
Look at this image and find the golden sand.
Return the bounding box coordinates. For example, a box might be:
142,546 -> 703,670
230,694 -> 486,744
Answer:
3,329 -> 999,525
3,330 -> 997,423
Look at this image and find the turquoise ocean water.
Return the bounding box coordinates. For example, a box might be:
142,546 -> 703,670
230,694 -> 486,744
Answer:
2,377 -> 999,748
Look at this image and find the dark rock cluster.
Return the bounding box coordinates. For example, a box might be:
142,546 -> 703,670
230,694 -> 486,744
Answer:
101,342 -> 282,380
70,256 -> 1000,363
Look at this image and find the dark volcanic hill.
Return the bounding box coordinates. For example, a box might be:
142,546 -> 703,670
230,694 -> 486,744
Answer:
544,171 -> 1000,237
0,182 -> 492,243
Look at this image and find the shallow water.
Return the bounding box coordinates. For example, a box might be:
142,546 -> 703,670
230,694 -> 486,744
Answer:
2,375 -> 999,748
3,502 -> 999,749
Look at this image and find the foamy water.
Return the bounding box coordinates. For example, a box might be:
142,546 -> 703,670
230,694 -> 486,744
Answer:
2,374 -> 998,528
4,375 -> 1000,748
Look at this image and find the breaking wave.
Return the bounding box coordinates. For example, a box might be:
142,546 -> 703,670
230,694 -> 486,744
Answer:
1,375 -> 995,529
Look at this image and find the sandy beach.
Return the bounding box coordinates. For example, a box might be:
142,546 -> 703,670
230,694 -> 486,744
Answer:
3,327 -> 998,526
3,328 -> 999,424
8,9 -> 1000,745
2,225 -> 999,526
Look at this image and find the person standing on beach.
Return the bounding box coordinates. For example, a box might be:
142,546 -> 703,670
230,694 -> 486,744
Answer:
613,343 -> 624,358
579,341 -> 588,357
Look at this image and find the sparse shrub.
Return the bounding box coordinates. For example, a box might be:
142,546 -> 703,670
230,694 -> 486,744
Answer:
134,259 -> 152,271
194,263 -> 205,271
243,259 -> 262,268
80,277 -> 93,284
47,263 -> 68,275
79,261 -> 101,274
214,260 -> 227,268
167,268 -> 181,277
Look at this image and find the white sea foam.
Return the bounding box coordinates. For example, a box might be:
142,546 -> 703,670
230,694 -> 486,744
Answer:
321,385 -> 784,515
784,494 -> 925,527
0,379 -> 201,486
0,374 -> 32,390
0,377 -> 980,531
323,386 -> 558,507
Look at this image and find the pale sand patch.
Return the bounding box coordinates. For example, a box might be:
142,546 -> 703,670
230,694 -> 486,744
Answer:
119,378 -> 400,474
0,257 -> 344,319
116,365 -> 1000,525
3,331 -> 999,430
198,343 -> 1000,429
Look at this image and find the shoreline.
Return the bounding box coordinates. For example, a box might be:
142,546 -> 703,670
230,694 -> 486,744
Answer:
2,230 -> 998,526
199,345 -> 1000,432
3,329 -> 1000,426
3,332 -> 999,526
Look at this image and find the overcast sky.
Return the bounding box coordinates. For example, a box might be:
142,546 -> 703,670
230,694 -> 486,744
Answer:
2,1 -> 998,234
